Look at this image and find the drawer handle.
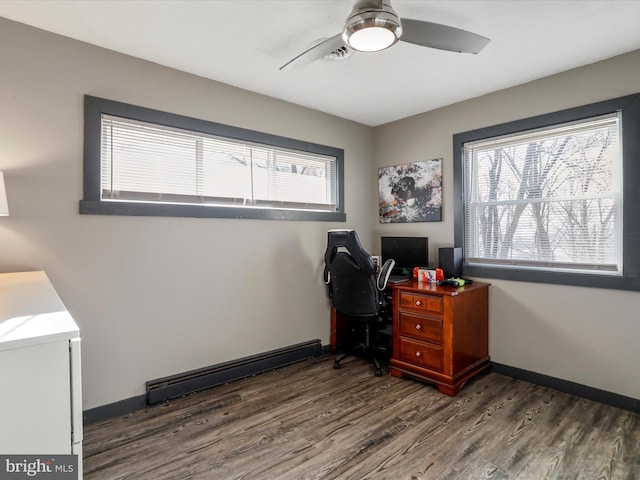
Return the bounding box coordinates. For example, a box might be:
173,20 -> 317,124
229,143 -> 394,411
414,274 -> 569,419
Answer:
415,324 -> 422,330
415,351 -> 422,357
415,300 -> 422,306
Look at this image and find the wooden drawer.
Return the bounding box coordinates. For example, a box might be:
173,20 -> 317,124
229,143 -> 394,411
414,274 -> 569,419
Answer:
399,292 -> 443,315
398,337 -> 443,372
399,312 -> 442,344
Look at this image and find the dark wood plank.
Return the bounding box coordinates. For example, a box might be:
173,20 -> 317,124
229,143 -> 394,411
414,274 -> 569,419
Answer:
83,356 -> 640,480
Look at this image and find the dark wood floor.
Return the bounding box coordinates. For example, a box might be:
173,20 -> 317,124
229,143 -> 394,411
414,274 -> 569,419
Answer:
83,355 -> 640,480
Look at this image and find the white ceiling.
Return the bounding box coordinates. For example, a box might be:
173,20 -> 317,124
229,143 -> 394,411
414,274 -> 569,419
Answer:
2,0 -> 640,126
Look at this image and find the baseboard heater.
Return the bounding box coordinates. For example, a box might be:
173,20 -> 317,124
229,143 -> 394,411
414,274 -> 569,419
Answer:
145,339 -> 322,406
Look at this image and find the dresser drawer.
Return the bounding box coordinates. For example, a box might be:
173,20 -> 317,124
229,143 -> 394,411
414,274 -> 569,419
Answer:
399,292 -> 443,315
399,312 -> 442,344
398,337 -> 443,372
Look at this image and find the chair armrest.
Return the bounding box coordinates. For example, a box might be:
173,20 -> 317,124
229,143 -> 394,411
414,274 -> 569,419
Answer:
377,259 -> 395,290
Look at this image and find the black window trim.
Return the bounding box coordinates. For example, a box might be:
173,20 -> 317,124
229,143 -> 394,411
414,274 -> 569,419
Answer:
80,95 -> 346,222
453,93 -> 640,291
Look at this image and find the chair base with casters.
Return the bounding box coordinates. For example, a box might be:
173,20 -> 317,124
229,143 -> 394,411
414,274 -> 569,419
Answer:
332,293 -> 393,376
333,319 -> 382,377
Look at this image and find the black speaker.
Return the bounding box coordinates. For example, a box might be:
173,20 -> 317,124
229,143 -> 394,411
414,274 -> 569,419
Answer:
438,247 -> 462,278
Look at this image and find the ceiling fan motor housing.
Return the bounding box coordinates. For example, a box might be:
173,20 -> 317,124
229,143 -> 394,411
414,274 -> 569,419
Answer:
343,1 -> 403,52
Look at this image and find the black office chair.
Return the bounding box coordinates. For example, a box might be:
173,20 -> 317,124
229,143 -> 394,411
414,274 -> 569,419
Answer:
323,229 -> 395,376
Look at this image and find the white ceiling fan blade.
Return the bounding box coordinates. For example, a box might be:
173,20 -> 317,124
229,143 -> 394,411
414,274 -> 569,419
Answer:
280,33 -> 346,70
400,18 -> 490,54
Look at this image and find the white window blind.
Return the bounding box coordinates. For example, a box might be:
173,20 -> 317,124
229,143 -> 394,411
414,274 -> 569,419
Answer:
463,112 -> 622,275
100,115 -> 338,212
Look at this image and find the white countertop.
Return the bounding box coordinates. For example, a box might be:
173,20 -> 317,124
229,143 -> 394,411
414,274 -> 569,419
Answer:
0,271 -> 79,351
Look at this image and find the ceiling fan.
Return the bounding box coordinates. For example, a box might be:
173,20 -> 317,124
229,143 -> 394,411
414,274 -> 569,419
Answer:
280,0 -> 490,70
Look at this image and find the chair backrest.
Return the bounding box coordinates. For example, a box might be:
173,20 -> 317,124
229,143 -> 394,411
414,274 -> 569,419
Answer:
324,229 -> 379,316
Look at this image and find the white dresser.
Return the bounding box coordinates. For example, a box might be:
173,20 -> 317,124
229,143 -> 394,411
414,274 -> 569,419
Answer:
0,271 -> 82,470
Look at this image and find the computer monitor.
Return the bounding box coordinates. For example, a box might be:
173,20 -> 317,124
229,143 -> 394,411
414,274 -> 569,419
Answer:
381,236 -> 429,276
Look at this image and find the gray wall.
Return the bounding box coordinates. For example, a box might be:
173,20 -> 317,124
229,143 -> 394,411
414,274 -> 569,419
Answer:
0,18 -> 374,410
374,49 -> 640,400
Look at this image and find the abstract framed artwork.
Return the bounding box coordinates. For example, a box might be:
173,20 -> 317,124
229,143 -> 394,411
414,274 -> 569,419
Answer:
378,158 -> 442,223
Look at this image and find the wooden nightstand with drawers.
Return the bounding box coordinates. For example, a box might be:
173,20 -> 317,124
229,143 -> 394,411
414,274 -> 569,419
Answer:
388,280 -> 490,396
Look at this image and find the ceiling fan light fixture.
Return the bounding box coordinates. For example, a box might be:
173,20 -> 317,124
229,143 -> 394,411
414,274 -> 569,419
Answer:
279,0 -> 491,71
343,10 -> 402,52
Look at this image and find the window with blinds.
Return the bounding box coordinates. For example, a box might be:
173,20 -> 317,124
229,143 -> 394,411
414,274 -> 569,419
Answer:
462,112 -> 622,275
80,96 -> 345,221
101,115 -> 338,211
